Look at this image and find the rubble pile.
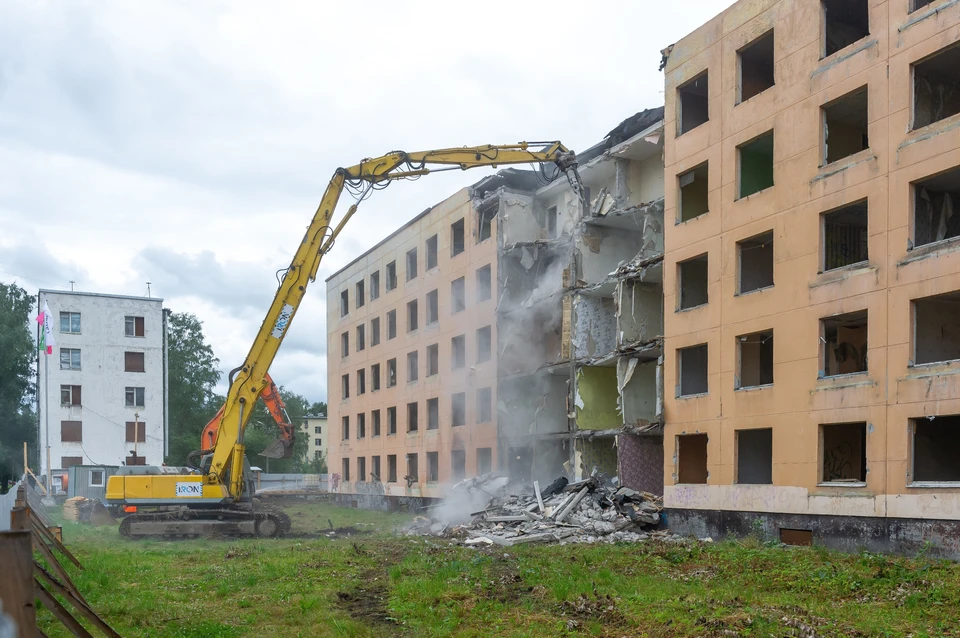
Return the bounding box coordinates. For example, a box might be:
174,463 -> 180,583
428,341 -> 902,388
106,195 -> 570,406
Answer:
406,473 -> 670,546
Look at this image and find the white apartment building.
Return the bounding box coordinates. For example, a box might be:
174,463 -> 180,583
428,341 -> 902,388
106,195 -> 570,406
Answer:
37,290 -> 168,478
304,414 -> 328,464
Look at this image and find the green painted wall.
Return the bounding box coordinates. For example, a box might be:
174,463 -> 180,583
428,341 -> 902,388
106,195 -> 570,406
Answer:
575,366 -> 620,430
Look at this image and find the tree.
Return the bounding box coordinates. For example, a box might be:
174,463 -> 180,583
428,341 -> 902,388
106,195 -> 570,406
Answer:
0,283 -> 37,491
165,313 -> 222,465
244,387 -> 312,473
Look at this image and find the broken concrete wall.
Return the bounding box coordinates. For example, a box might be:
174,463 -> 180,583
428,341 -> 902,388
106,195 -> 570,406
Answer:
579,225 -> 645,284
499,191 -> 540,245
573,295 -> 617,359
617,278 -> 663,346
626,156 -> 665,205
498,301 -> 564,375
577,436 -> 619,478
536,189 -> 581,239
498,373 -> 568,438
575,366 -> 620,430
617,433 -> 664,495
618,358 -> 660,426
499,246 -> 567,308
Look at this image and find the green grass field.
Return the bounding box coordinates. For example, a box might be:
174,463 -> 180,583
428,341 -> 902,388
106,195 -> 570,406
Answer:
36,502 -> 960,637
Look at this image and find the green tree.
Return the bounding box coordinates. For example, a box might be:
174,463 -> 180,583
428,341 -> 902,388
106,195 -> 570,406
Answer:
165,313 -> 222,465
244,387 -> 313,473
0,283 -> 38,491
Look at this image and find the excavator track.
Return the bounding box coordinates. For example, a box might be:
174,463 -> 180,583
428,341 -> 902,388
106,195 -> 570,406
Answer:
119,505 -> 291,539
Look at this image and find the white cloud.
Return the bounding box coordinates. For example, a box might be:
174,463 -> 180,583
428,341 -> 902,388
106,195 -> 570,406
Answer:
0,0 -> 734,401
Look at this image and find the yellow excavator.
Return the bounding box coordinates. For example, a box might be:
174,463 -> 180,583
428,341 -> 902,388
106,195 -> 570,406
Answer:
106,142 -> 581,537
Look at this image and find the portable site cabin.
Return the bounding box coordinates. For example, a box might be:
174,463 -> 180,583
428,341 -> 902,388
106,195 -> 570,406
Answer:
67,465 -> 120,503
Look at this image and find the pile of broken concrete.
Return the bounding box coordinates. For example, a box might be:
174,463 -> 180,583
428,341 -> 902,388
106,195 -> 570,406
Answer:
405,473 -> 672,547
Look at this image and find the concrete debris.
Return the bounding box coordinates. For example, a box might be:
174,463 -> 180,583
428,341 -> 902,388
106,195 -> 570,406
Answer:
404,472 -> 673,546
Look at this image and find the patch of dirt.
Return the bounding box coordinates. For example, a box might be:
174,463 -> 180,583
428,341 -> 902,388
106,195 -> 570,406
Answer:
556,585 -> 626,627
335,573 -> 396,627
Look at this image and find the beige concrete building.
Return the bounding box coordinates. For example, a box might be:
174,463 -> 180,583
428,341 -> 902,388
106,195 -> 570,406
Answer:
662,0 -> 960,555
326,188 -> 499,500
303,414 -> 328,465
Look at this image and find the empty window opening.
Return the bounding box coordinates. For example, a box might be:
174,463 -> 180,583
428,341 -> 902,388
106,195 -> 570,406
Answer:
476,326 -> 492,363
342,416 -> 350,440
407,299 -> 418,332
426,234 -> 438,270
406,248 -> 418,281
340,332 -> 349,358
822,200 -> 868,271
913,166 -> 960,247
477,448 -> 492,475
357,413 -> 366,439
371,317 -> 381,346
356,280 -> 365,308
387,454 -> 397,482
427,398 -> 439,430
738,131 -> 774,198
780,529 -> 813,546
478,209 -> 494,243
451,219 -> 465,256
452,392 -> 466,427
821,310 -> 868,377
407,401 -> 418,432
913,415 -> 960,483
534,205 -> 559,239
823,87 -> 869,165
737,330 -> 774,389
477,387 -> 492,423
736,428 -> 773,484
427,451 -> 439,482
451,335 -> 466,369
371,363 -> 381,391
452,450 -> 466,480
678,344 -> 708,396
451,277 -> 466,313
387,310 -> 397,339
678,72 -> 709,135
372,456 -> 381,481
357,369 -> 366,395
913,43 -> 960,130
738,30 -> 775,103
341,458 -> 350,482
911,0 -> 936,10
356,324 -> 365,351
386,261 -> 397,291
678,163 -> 709,222
387,406 -> 397,435
677,434 -> 708,484
820,422 -> 866,483
341,374 -> 350,399
737,231 -> 774,294
370,271 -> 380,300
426,289 -> 439,324
406,453 -> 419,482
387,358 -> 397,387
678,253 -> 709,310
427,343 -> 439,376
407,350 -> 419,383
372,410 -> 381,437
913,291 -> 960,365
477,264 -> 492,302
822,0 -> 869,58
340,290 -> 349,317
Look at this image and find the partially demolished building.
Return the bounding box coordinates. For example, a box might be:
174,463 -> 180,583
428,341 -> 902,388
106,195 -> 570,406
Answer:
473,108 -> 666,495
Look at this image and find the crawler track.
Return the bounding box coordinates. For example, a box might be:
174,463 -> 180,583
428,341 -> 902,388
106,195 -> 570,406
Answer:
119,504 -> 291,539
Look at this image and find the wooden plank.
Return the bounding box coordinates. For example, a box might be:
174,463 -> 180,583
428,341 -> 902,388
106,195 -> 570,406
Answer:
23,491 -> 53,529
31,518 -> 82,570
33,564 -> 121,638
31,532 -> 88,608
34,580 -> 93,638
10,507 -> 30,532
0,532 -> 36,637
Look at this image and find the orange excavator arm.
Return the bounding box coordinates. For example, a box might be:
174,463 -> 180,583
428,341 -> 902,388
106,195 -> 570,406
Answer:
200,372 -> 295,460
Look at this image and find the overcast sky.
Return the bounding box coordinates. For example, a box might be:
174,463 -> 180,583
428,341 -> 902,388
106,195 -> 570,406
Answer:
0,0 -> 733,403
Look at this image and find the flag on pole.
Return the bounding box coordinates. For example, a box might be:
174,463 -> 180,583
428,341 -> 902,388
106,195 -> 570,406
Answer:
36,301 -> 56,355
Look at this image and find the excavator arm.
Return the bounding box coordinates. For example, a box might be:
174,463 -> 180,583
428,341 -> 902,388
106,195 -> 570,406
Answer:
200,372 -> 295,459
209,142 -> 581,500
